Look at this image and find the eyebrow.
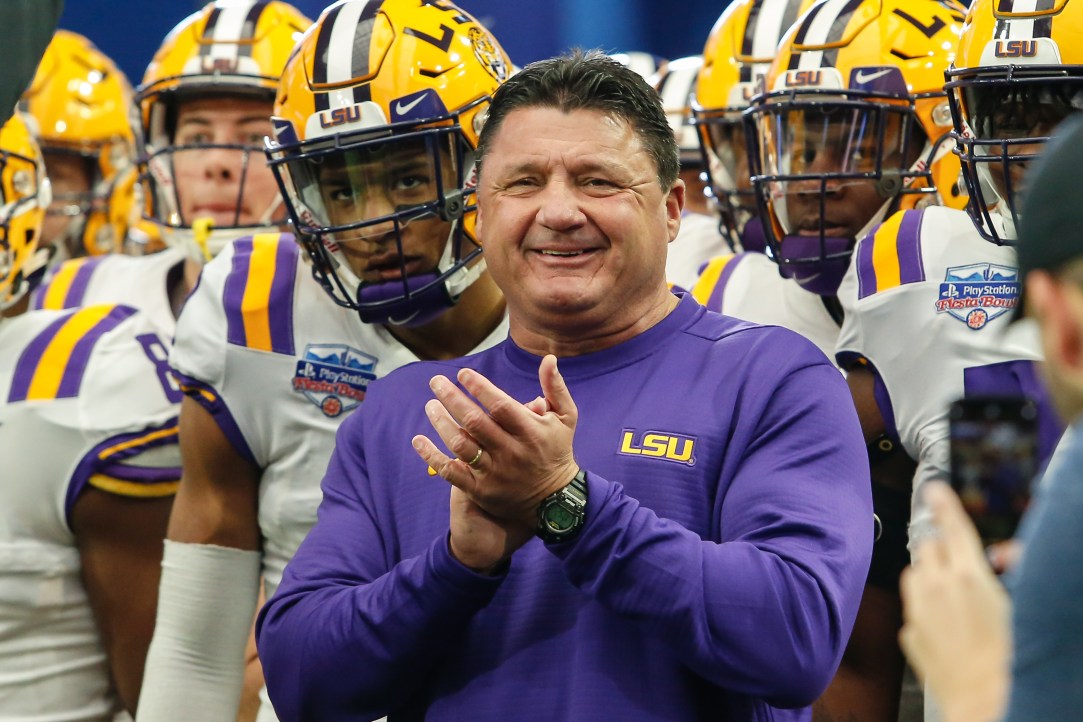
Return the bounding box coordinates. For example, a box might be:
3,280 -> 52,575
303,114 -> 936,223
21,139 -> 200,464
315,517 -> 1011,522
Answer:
176,115 -> 271,127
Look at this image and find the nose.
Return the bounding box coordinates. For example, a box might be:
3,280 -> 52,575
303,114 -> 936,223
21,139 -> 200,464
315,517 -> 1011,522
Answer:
535,178 -> 586,232
201,146 -> 243,182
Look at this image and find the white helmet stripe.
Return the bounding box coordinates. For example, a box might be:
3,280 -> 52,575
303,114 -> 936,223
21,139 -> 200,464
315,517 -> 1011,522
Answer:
752,0 -> 799,59
203,4 -> 255,64
324,0 -> 371,85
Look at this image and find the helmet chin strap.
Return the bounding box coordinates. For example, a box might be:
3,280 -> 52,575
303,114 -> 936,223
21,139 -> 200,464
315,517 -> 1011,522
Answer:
258,194 -> 285,227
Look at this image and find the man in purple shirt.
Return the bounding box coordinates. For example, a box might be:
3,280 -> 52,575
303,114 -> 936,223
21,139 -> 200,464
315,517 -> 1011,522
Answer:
256,50 -> 873,722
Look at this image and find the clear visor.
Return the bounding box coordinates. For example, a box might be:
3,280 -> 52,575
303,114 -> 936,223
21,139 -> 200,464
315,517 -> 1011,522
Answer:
754,102 -> 921,180
280,131 -> 460,242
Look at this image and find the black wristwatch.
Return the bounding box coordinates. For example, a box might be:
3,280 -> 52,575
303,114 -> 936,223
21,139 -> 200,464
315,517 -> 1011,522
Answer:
536,469 -> 589,544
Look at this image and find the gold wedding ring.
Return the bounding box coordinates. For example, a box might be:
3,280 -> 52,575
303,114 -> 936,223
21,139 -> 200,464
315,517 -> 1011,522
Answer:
466,447 -> 484,467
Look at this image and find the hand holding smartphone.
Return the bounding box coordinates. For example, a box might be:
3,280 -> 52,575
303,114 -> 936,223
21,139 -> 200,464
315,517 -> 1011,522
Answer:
949,395 -> 1039,543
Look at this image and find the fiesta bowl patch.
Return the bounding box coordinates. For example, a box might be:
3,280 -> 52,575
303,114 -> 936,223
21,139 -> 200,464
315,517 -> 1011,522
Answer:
935,263 -> 1019,330
293,344 -> 377,417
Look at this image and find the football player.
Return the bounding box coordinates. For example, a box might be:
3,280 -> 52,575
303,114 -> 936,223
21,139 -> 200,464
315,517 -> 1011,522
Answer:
691,1 -> 967,719
19,30 -> 136,263
137,1 -> 512,720
836,0 -> 1071,576
31,1 -> 310,339
0,111 -> 182,718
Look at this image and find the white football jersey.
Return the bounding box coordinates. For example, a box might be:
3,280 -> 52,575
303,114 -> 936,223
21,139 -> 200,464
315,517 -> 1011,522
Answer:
0,306 -> 181,721
31,248 -> 189,337
665,211 -> 729,291
836,206 -> 1057,544
690,250 -> 841,364
170,232 -> 509,598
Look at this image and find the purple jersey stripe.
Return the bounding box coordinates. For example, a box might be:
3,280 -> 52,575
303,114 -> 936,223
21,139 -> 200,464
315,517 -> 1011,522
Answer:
855,231 -> 878,300
64,255 -> 106,308
65,418 -> 180,526
896,211 -> 926,286
715,253 -> 748,306
8,313 -> 69,402
267,239 -> 298,355
173,371 -> 258,465
97,462 -> 182,484
224,238 -> 255,348
55,305 -> 139,399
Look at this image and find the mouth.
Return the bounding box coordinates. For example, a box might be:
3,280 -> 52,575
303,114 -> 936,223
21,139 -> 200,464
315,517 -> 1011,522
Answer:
355,254 -> 428,282
795,221 -> 851,237
190,205 -> 244,224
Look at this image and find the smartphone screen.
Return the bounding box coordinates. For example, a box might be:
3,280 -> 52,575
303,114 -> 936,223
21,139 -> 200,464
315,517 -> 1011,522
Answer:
949,396 -> 1039,542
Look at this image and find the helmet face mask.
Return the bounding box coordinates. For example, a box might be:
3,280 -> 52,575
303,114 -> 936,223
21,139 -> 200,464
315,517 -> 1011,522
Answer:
745,0 -> 967,295
270,117 -> 479,324
947,0 -> 1083,246
136,1 -> 311,260
0,115 -> 51,310
268,0 -> 510,326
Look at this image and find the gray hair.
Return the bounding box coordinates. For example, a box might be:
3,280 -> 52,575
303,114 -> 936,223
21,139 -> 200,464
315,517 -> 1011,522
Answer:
476,49 -> 680,190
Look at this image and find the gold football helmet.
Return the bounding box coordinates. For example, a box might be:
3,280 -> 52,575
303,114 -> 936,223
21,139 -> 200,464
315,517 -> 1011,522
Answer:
0,113 -> 51,310
946,0 -> 1083,245
746,0 -> 966,295
136,0 -> 311,259
20,30 -> 135,257
267,0 -> 512,326
692,0 -> 820,252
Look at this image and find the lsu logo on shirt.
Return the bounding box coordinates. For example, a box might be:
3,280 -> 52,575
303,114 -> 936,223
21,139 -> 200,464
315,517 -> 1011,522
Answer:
936,264 -> 1019,330
618,429 -> 697,466
292,344 -> 377,417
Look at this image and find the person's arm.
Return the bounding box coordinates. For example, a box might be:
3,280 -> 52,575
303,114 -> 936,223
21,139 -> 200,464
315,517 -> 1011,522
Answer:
899,482 -> 1010,722
73,487 -> 173,713
257,406 -> 508,721
137,397 -> 262,722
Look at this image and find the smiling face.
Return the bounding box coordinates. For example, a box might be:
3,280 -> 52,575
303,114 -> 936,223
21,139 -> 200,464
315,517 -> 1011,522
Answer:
476,106 -> 683,349
169,96 -> 281,227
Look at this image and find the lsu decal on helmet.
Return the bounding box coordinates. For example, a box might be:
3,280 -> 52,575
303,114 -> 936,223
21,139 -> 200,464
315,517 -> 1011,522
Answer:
0,113 -> 52,311
692,0 -> 819,253
946,0 -> 1083,245
266,0 -> 512,327
20,30 -> 135,258
746,0 -> 966,295
136,0 -> 311,260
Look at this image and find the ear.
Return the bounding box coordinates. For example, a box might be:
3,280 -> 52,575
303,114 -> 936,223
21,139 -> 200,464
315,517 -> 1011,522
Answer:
1028,271 -> 1083,373
665,178 -> 685,243
473,196 -> 485,245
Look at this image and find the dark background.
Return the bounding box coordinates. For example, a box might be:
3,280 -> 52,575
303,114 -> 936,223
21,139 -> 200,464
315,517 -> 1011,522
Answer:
60,1 -> 726,87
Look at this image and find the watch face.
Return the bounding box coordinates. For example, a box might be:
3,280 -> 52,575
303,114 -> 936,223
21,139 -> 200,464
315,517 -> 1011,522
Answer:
544,503 -> 576,533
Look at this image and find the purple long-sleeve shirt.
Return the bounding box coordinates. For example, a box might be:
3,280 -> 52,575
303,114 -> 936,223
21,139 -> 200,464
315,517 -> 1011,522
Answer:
257,297 -> 873,721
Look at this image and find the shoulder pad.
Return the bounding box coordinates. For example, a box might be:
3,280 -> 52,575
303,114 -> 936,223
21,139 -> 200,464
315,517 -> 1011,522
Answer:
690,252 -> 745,310
33,256 -> 108,311
853,209 -> 928,300
7,304 -> 138,402
222,232 -> 299,355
